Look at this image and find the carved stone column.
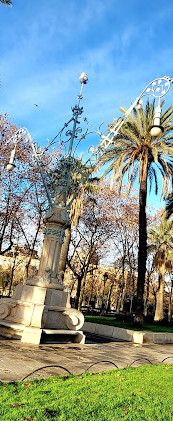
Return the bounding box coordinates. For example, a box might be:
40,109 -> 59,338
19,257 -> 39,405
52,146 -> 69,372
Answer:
26,195 -> 68,289
0,196 -> 85,344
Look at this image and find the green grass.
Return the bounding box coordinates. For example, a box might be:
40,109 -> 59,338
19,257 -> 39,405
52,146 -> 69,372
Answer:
1,365 -> 173,420
85,315 -> 173,332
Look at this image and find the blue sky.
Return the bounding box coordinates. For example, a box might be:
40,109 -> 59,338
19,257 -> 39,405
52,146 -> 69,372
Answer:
1,0 -> 173,210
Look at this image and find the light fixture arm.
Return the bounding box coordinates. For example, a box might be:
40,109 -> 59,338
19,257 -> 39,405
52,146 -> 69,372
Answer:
6,127 -> 53,207
24,129 -> 53,207
87,76 -> 173,158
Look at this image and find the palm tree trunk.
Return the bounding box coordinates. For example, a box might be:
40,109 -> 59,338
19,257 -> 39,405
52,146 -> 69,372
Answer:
134,177 -> 147,324
154,272 -> 165,321
144,272 -> 150,317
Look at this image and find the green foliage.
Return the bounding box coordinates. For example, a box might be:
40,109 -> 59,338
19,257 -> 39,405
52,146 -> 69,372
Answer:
0,265 -> 10,289
1,365 -> 173,420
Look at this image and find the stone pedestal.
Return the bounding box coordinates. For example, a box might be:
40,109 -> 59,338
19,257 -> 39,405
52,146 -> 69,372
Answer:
0,198 -> 85,344
0,284 -> 85,344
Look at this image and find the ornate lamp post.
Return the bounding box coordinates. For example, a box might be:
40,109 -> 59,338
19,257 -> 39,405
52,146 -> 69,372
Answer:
29,72 -> 89,290
0,73 -> 93,345
6,72 -> 89,287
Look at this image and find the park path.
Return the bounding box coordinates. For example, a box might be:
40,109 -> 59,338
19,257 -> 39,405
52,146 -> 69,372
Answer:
0,333 -> 173,382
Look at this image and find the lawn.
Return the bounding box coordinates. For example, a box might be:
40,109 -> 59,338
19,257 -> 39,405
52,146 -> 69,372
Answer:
85,315 -> 173,333
1,365 -> 173,420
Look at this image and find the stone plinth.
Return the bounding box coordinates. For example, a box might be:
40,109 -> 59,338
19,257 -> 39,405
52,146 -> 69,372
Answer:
0,284 -> 85,344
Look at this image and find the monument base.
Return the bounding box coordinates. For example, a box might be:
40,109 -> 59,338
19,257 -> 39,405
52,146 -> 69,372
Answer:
0,283 -> 85,344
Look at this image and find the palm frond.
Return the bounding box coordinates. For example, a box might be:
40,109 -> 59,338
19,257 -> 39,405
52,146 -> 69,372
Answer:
166,192 -> 173,219
0,0 -> 12,5
98,98 -> 173,204
148,165 -> 158,195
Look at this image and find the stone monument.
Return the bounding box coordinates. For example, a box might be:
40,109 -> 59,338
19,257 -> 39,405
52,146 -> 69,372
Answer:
0,197 -> 85,344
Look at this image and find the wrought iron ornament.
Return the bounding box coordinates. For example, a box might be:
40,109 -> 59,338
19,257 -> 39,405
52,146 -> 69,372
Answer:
87,76 -> 173,157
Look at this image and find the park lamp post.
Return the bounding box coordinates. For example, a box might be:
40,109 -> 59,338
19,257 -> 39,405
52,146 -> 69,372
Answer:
6,72 -> 90,288
0,72 -> 93,345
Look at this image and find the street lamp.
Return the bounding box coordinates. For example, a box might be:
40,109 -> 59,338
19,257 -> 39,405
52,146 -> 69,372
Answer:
150,102 -> 164,137
6,73 -> 91,286
0,73 -> 96,345
34,73 -> 90,286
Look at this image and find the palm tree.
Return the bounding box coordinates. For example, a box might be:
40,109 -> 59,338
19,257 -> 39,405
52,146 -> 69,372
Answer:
57,158 -> 98,278
0,0 -> 12,5
99,99 -> 173,323
148,216 -> 173,321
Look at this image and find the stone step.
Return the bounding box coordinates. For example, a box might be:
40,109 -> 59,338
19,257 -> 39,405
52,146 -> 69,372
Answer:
0,320 -> 23,339
41,329 -> 85,344
42,329 -> 80,335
